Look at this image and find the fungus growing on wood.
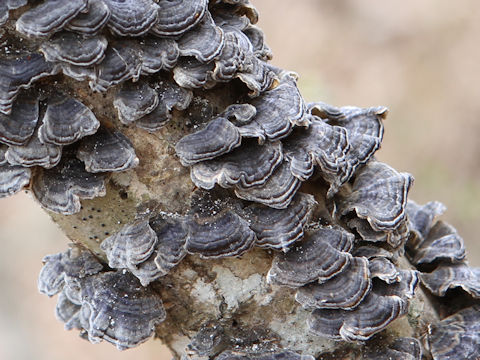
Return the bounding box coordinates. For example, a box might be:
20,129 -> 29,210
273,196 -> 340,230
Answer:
113,81 -> 159,125
234,162 -> 300,209
39,94 -> 100,145
5,127 -> 62,168
221,104 -> 257,125
240,73 -> 306,142
308,270 -> 418,342
406,200 -> 447,242
214,350 -> 315,360
135,79 -> 192,131
0,164 -> 30,197
406,200 -> 466,265
244,192 -> 316,251
101,220 -> 157,270
40,33 -> 108,67
364,337 -> 422,360
153,0 -> 208,37
15,0 -> 87,38
2,1 -> 480,359
0,93 -> 39,145
102,213 -> 189,286
90,41 -> 142,91
368,257 -> 401,284
138,38 -> 179,75
65,0 -> 111,36
425,305 -> 480,360
177,12 -> 225,63
78,270 -> 166,349
38,246 -> 104,296
283,117 -> 349,184
38,246 -> 166,350
31,156 -> 106,214
0,54 -> 57,115
0,144 -> 7,165
212,28 -> 253,82
185,208 -> 255,259
147,215 -> 188,278
295,256 -> 372,310
335,160 -> 413,247
175,116 -> 242,166
267,226 -> 353,287
420,264 -> 480,298
410,220 -> 466,265
103,0 -> 159,37
190,140 -> 283,190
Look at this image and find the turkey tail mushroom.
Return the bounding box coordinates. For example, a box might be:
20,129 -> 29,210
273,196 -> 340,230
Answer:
425,305 -> 480,360
267,226 -> 354,287
16,0 -> 88,38
38,246 -> 166,350
64,0 -> 111,36
2,0 -> 477,358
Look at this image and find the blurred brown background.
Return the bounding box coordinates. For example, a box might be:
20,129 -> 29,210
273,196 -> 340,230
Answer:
0,1 -> 479,359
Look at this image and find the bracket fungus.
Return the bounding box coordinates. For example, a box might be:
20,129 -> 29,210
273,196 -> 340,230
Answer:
113,80 -> 159,125
0,144 -> 6,165
40,32 -> 108,67
175,116 -> 242,166
267,226 -> 354,287
177,12 -> 225,63
39,94 -> 100,145
31,155 -> 106,214
76,127 -> 139,172
15,0 -> 87,38
153,0 -> 208,37
308,270 -> 418,342
0,163 -> 30,197
244,192 -> 316,251
38,246 -> 166,350
425,305 -> 480,360
214,350 -> 315,360
5,128 -> 62,168
420,264 -> 480,298
295,256 -> 371,310
103,0 -> 159,37
65,0 -> 111,36
239,73 -> 307,142
1,1 -> 479,359
0,92 -> 39,145
91,41 -> 143,91
0,53 -> 57,115
101,215 -> 188,286
138,38 -> 179,75
101,219 -> 158,271
183,189 -> 255,259
135,79 -> 192,131
190,140 -> 283,191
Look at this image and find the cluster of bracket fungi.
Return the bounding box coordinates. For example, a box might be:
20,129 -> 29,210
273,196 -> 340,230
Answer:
1,0 -> 480,359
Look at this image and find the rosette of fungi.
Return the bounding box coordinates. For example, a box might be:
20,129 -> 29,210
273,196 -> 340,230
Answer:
405,200 -> 480,359
7,0 -> 476,357
0,0 -> 281,214
38,245 -> 166,350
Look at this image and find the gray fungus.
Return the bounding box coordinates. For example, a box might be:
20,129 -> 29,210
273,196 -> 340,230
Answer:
0,0 -> 478,358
